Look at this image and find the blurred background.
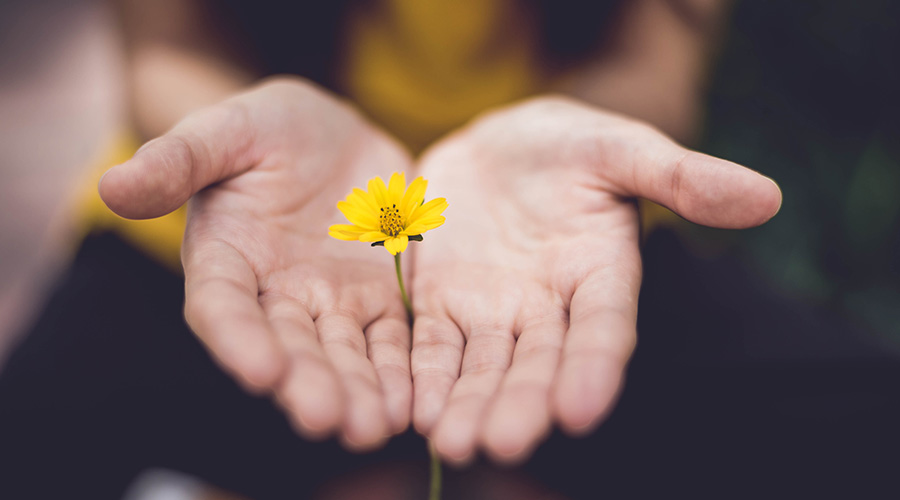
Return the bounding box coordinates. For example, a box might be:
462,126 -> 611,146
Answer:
700,0 -> 900,357
0,0 -> 125,362
1,0 -> 898,498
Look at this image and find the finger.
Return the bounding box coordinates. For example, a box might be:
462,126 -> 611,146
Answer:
316,313 -> 391,451
552,260 -> 640,435
410,315 -> 465,434
99,99 -> 259,219
602,127 -> 782,229
481,318 -> 566,463
364,315 -> 412,434
182,239 -> 287,392
430,327 -> 515,464
261,296 -> 344,440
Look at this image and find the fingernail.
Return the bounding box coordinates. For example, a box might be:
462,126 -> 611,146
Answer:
762,175 -> 783,219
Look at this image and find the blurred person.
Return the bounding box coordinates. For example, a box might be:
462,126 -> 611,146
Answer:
1,1 -> 898,499
0,0 -> 124,364
99,0 -> 771,463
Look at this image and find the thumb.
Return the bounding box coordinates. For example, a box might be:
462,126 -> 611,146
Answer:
99,102 -> 257,219
603,127 -> 782,229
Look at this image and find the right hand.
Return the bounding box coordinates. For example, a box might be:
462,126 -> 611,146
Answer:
100,77 -> 415,450
407,96 -> 782,464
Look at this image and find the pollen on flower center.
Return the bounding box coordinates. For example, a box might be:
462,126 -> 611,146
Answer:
379,204 -> 404,237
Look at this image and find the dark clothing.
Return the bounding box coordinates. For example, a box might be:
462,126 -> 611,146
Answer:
1,232 -> 897,499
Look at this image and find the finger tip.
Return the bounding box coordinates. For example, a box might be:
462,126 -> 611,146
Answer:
342,399 -> 392,452
291,405 -> 341,440
97,145 -> 189,219
482,431 -> 528,465
97,167 -> 111,195
554,391 -> 601,436
280,397 -> 338,441
676,155 -> 786,229
288,419 -> 334,442
435,443 -> 477,468
279,373 -> 344,439
209,345 -> 284,396
729,170 -> 785,228
386,388 -> 411,434
557,411 -> 602,437
384,382 -> 412,435
234,341 -> 288,392
483,444 -> 531,467
341,414 -> 391,452
242,354 -> 287,392
758,175 -> 784,224
97,163 -> 132,217
552,365 -> 623,436
412,394 -> 443,435
389,413 -> 411,435
431,419 -> 480,467
412,418 -> 431,437
728,171 -> 784,228
482,409 -> 546,465
340,430 -> 390,453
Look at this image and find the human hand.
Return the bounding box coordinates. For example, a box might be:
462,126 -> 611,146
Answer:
99,78 -> 414,450
409,96 -> 782,464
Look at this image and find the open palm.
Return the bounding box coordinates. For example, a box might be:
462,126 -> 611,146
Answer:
100,78 -> 414,449
409,96 -> 782,463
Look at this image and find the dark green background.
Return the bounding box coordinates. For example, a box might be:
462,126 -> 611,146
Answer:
696,0 -> 900,353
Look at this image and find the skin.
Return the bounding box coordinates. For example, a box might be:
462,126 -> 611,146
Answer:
100,81 -> 781,461
101,78 -> 416,450
410,96 -> 781,464
101,0 -> 759,467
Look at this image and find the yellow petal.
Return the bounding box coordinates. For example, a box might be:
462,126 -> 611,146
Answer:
416,216 -> 446,228
400,177 -> 427,218
385,172 -> 406,208
359,231 -> 390,242
329,230 -> 358,241
368,176 -> 389,207
395,234 -> 409,253
387,172 -> 406,205
329,223 -> 367,234
408,198 -> 448,225
383,234 -> 409,255
337,201 -> 379,229
348,188 -> 379,213
328,223 -> 368,241
403,215 -> 445,235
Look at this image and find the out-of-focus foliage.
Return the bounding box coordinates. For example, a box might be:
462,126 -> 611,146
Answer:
697,0 -> 900,349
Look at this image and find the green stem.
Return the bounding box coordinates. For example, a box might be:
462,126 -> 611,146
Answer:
428,440 -> 442,500
392,253 -> 440,500
394,253 -> 413,322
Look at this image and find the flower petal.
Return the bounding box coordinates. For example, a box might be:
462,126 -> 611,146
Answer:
400,177 -> 427,218
348,188 -> 379,213
368,176 -> 389,207
403,215 -> 445,235
383,234 -> 409,255
408,197 -> 448,225
359,231 -> 390,242
328,223 -> 368,241
387,172 -> 406,205
329,223 -> 368,234
337,201 -> 379,229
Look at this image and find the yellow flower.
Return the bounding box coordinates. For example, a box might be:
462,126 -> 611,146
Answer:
329,172 -> 448,255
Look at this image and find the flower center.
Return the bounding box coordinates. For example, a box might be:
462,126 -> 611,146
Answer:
379,204 -> 403,237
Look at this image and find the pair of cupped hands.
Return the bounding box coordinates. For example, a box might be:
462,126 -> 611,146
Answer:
99,77 -> 781,464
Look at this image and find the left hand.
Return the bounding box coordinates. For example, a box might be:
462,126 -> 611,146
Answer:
408,96 -> 782,464
100,78 -> 416,450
